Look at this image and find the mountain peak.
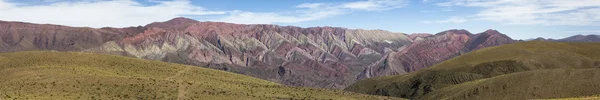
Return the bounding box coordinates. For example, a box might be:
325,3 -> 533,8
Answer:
484,29 -> 500,34
436,29 -> 472,36
167,17 -> 199,23
480,29 -> 508,37
144,17 -> 199,30
464,29 -> 514,51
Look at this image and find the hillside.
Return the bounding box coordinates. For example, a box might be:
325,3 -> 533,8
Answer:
0,18 -> 516,89
345,41 -> 600,99
550,95 -> 600,100
0,51 -> 401,99
0,20 -> 136,52
356,29 -> 514,80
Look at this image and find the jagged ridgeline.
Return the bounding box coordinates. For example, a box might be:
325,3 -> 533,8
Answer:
0,51 -> 401,99
346,41 -> 600,100
0,19 -> 517,89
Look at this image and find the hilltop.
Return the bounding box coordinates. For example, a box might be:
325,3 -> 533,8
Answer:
346,41 -> 600,99
0,51 -> 400,99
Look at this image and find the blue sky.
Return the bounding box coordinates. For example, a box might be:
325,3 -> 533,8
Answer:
1,0 -> 599,39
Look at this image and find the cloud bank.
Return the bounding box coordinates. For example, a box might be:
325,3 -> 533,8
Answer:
217,0 -> 408,24
436,0 -> 600,26
0,0 -> 225,28
0,0 -> 408,27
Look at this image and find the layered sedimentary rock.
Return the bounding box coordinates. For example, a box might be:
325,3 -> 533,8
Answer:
0,18 -> 517,89
407,33 -> 433,42
0,20 -> 139,52
357,29 -> 515,80
83,18 -> 413,89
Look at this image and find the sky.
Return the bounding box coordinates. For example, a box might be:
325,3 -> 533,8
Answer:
1,0 -> 599,39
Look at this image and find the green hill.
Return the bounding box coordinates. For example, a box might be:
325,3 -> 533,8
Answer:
0,51 -> 401,100
345,41 -> 600,100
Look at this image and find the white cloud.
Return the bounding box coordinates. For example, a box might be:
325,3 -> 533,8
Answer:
342,0 -> 407,11
217,0 -> 407,24
296,3 -> 324,9
422,16 -> 467,24
217,9 -> 344,24
0,0 -> 408,26
0,0 -> 225,28
0,0 -> 13,9
343,1 -> 380,10
436,0 -> 600,26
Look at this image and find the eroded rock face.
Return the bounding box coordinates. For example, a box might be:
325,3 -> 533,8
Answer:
81,18 -> 413,89
0,18 -> 516,89
0,20 -> 132,52
357,29 -> 515,80
408,33 -> 433,42
466,29 -> 515,51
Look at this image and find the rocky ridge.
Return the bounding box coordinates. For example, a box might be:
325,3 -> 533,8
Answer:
357,29 -> 515,80
0,18 -> 516,89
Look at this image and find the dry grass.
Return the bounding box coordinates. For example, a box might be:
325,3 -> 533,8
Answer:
0,51 -> 402,100
544,95 -> 600,100
346,41 -> 600,100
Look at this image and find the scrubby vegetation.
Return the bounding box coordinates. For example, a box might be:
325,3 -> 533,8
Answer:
549,95 -> 600,100
0,51 -> 401,100
346,41 -> 600,100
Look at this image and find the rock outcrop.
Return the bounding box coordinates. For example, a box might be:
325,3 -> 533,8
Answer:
357,29 -> 515,80
407,33 -> 433,42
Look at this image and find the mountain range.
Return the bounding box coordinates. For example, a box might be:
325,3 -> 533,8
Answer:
525,34 -> 600,42
0,17 -> 596,89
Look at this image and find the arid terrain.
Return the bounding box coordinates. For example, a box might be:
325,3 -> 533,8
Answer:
0,18 -> 519,89
346,41 -> 600,99
2,0 -> 600,99
0,51 -> 401,99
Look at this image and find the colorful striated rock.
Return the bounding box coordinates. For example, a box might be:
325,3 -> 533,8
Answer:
357,29 -> 515,80
1,18 -> 520,89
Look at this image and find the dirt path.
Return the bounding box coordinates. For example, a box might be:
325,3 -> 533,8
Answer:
177,80 -> 187,100
165,67 -> 191,99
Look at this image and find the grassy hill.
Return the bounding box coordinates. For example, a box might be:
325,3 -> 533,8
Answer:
0,51 -> 401,100
345,41 -> 600,100
549,95 -> 600,100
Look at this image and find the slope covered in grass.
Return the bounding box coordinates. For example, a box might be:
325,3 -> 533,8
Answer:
0,51 -> 401,100
345,41 -> 600,100
549,95 -> 600,100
